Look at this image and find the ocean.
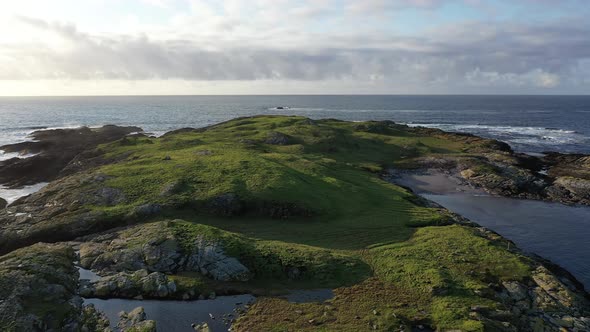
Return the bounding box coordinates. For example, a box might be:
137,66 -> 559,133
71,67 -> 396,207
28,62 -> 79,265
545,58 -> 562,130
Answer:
1,95 -> 590,157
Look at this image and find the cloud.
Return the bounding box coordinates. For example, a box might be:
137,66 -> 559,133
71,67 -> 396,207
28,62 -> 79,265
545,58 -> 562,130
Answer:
465,68 -> 561,88
0,0 -> 589,93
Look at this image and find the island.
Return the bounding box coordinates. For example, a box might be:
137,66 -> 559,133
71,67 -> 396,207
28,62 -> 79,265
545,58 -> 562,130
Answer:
1,116 -> 589,331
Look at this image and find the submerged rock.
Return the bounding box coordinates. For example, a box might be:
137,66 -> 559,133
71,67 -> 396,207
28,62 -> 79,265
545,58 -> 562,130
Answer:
192,322 -> 211,332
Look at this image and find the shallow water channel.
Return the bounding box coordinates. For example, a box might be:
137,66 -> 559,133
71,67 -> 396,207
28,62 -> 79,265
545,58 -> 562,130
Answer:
422,193 -> 590,290
78,267 -> 334,331
396,172 -> 590,290
85,295 -> 255,332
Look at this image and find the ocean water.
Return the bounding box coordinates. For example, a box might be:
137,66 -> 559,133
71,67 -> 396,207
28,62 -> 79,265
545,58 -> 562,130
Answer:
1,95 -> 589,154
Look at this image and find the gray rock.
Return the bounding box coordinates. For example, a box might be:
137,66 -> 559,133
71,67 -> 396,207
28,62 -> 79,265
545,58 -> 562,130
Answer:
0,197 -> 6,209
265,131 -> 292,145
502,281 -> 528,302
192,322 -> 211,332
185,236 -> 251,281
117,307 -> 156,331
93,187 -> 126,206
141,238 -> 182,272
84,271 -> 178,299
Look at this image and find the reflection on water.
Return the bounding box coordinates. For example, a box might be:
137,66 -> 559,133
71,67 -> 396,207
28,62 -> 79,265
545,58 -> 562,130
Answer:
85,295 -> 255,332
423,193 -> 590,290
77,266 -> 101,282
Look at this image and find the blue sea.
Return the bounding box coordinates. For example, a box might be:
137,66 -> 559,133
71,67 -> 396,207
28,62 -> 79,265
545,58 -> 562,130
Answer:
1,95 -> 590,155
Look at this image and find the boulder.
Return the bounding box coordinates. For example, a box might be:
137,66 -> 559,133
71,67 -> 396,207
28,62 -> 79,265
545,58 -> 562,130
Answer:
547,177 -> 590,205
0,244 -> 89,331
186,235 -> 251,281
117,307 -> 156,331
265,131 -> 293,145
502,281 -> 528,302
0,197 -> 6,209
192,322 -> 211,332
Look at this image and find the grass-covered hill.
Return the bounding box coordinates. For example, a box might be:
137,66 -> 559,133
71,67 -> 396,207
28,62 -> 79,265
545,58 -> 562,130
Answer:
1,116 -> 589,331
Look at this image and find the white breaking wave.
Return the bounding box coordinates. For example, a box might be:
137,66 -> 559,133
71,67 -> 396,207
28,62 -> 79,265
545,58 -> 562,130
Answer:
0,150 -> 39,161
0,182 -> 49,204
406,123 -> 589,147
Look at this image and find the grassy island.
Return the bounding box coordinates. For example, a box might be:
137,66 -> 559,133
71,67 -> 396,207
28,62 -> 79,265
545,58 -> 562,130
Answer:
1,116 -> 588,331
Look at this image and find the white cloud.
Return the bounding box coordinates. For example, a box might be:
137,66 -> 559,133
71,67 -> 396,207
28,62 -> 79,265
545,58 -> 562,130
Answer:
465,68 -> 561,88
0,0 -> 589,94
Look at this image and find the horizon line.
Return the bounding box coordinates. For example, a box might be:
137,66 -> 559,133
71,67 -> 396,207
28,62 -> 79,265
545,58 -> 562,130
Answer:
1,93 -> 590,98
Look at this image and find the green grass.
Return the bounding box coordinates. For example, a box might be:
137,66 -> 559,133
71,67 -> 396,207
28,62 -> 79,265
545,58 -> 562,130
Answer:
90,116 -> 471,249
8,115 -> 540,330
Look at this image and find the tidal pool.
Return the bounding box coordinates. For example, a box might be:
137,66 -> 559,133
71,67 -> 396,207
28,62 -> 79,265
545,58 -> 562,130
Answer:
85,295 -> 255,332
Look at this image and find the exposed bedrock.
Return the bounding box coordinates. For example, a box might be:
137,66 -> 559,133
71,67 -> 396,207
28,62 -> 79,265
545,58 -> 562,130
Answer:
0,125 -> 142,188
398,150 -> 590,206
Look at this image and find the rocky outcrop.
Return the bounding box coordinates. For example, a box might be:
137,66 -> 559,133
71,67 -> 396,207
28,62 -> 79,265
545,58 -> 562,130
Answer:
117,307 -> 156,332
0,173 -> 126,254
186,235 -> 251,282
481,265 -> 590,331
402,150 -> 590,205
546,177 -> 590,205
0,125 -> 142,188
78,222 -> 251,287
0,198 -> 6,209
265,131 -> 293,145
0,243 -> 112,331
80,270 -> 178,299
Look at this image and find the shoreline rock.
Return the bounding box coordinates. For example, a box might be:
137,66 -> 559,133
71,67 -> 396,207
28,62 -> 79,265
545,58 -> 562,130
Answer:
395,151 -> 590,206
0,125 -> 142,188
386,177 -> 590,330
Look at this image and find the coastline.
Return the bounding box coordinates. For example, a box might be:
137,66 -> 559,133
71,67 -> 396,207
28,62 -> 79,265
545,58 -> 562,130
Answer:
1,116 -> 589,331
388,169 -> 590,294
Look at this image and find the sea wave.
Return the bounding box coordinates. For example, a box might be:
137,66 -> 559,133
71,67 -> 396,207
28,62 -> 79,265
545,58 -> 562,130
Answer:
0,182 -> 48,204
406,123 -> 589,149
0,150 -> 39,161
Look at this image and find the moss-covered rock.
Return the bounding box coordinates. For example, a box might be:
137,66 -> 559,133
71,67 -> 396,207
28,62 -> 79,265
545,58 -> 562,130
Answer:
0,243 -> 111,331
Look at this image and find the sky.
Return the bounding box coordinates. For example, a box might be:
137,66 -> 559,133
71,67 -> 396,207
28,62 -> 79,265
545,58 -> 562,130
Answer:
0,0 -> 589,95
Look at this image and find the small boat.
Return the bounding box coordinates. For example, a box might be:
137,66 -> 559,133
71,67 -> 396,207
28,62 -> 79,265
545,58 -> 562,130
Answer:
275,106 -> 290,110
